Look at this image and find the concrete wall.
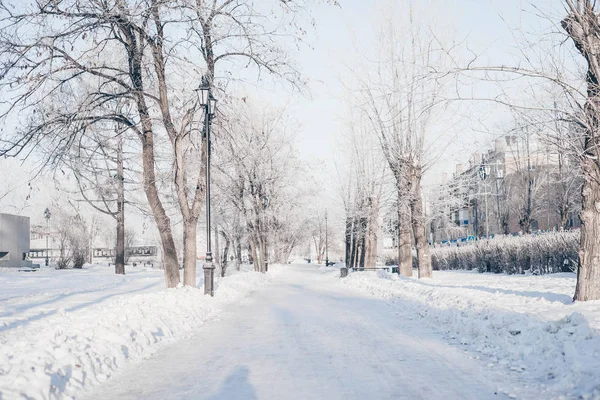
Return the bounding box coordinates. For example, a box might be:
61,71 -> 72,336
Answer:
0,213 -> 30,268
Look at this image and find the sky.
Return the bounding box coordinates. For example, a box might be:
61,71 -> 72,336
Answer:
282,0 -> 571,184
0,0 -> 577,232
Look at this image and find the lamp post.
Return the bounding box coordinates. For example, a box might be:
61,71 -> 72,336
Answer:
478,165 -> 491,238
325,210 -> 329,266
473,197 -> 479,239
196,76 -> 218,296
44,208 -> 51,266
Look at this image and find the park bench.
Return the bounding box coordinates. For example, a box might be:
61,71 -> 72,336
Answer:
340,266 -> 399,277
349,267 -> 391,272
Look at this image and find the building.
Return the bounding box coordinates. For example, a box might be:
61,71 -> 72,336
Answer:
92,246 -> 159,266
0,213 -> 31,268
431,135 -> 582,244
29,224 -> 57,266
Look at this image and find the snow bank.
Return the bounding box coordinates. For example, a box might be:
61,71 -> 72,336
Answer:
0,264 -> 273,399
334,269 -> 600,399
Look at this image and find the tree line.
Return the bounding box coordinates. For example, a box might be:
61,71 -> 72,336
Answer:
335,0 -> 600,302
0,0 -> 333,286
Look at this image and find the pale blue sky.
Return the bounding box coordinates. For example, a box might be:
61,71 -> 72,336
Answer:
1,0 -> 578,227
282,0 -> 570,184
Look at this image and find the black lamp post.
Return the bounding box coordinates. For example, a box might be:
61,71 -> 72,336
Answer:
44,208 -> 51,266
196,76 -> 218,296
478,165 -> 491,238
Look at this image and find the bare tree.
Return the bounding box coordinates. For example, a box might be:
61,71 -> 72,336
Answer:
0,1 -> 192,287
354,1 -> 452,277
61,118 -> 138,275
428,174 -> 475,243
271,214 -> 310,264
334,113 -> 388,270
454,1 -> 595,298
52,209 -> 90,269
0,0 -> 323,288
216,99 -> 305,272
558,1 -> 600,300
304,209 -> 328,264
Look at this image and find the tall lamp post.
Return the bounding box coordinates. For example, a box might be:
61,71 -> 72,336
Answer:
44,208 -> 51,266
196,76 -> 218,296
325,210 -> 329,266
478,165 -> 491,238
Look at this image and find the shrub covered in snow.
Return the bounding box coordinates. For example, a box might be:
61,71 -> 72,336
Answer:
431,231 -> 579,274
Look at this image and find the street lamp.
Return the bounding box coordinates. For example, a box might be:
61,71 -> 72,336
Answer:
478,166 -> 491,239
44,208 -> 51,266
196,76 -> 218,296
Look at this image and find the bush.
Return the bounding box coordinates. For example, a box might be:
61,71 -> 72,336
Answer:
56,254 -> 71,270
72,252 -> 86,269
52,210 -> 90,269
383,256 -> 397,266
430,231 -> 579,274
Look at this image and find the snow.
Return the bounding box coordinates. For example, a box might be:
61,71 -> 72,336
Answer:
82,264 -> 527,400
333,268 -> 600,400
0,263 -> 273,400
3,263 -> 599,399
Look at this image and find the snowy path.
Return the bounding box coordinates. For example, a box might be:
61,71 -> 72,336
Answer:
84,265 -> 531,400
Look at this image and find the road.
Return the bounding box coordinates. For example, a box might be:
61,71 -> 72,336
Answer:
83,265 -> 531,400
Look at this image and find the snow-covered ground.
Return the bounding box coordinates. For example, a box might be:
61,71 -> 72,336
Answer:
3,263 -> 598,400
332,268 -> 600,400
0,264 -> 273,399
83,264 -> 529,400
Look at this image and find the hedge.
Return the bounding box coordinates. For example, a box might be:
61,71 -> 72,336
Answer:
430,231 -> 579,274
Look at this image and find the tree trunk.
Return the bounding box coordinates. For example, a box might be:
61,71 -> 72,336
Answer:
141,140 -> 180,287
115,133 -> 125,275
221,232 -> 230,278
563,6 -> 600,300
214,222 -> 220,267
398,197 -> 413,277
349,219 -> 358,269
127,27 -> 180,288
258,237 -> 264,273
501,210 -> 510,235
559,152 -> 570,229
250,238 -> 258,272
256,236 -> 264,273
358,215 -> 367,269
283,243 -> 295,264
261,235 -> 268,273
183,218 -> 198,286
313,236 -> 322,264
365,197 -> 379,268
574,160 -> 600,300
560,200 -> 569,230
235,238 -> 242,271
115,194 -> 125,275
410,176 -> 432,278
344,215 -> 353,267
